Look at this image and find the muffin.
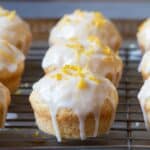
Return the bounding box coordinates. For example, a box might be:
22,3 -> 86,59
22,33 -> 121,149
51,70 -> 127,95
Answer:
138,77 -> 150,129
138,51 -> 150,80
0,6 -> 32,55
137,19 -> 150,53
0,83 -> 11,128
0,40 -> 25,93
49,10 -> 122,52
30,65 -> 118,141
42,37 -> 123,87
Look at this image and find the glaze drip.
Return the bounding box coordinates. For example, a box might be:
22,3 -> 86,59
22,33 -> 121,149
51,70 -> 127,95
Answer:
33,65 -> 118,141
138,77 -> 150,129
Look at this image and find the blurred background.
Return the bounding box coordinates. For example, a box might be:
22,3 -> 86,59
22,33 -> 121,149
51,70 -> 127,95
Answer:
1,0 -> 149,44
0,0 -> 150,19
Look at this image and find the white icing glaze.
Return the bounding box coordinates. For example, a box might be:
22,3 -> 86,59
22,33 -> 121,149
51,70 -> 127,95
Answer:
33,68 -> 118,141
49,10 -> 121,50
137,18 -> 150,51
93,109 -> 100,137
138,51 -> 150,74
49,103 -> 61,141
0,7 -> 31,52
0,40 -> 25,72
138,77 -> 150,129
42,39 -> 122,86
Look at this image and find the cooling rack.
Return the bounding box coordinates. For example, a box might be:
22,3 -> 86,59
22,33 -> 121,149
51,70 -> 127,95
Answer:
0,19 -> 147,150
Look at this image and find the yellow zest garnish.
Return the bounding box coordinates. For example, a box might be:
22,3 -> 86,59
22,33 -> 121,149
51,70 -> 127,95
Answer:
62,65 -> 84,77
84,49 -> 94,56
0,49 -> 15,63
61,16 -> 71,24
67,43 -> 84,52
53,73 -> 62,80
89,76 -> 100,84
67,42 -> 85,60
63,64 -> 82,72
50,65 -> 100,89
92,12 -> 106,27
69,37 -> 78,42
77,78 -> 87,89
74,9 -> 84,17
62,65 -> 100,84
102,46 -> 112,55
67,41 -> 95,62
7,11 -> 16,20
0,7 -> 16,20
87,35 -> 102,47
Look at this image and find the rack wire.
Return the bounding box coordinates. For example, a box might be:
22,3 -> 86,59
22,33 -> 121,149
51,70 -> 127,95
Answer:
0,19 -> 148,149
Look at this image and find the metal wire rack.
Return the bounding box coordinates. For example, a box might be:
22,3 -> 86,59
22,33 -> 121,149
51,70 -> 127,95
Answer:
0,19 -> 148,150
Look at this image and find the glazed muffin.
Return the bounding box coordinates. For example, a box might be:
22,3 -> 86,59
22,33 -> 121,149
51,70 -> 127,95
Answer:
0,40 -> 25,93
0,83 -> 11,128
138,77 -> 150,129
30,65 -> 118,141
138,51 -> 150,80
49,10 -> 122,52
0,6 -> 32,55
137,19 -> 150,53
42,37 -> 123,87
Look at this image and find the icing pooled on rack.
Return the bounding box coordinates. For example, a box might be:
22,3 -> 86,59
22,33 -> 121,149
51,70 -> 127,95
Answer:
42,37 -> 122,86
138,51 -> 150,74
138,77 -> 150,129
49,9 -> 122,51
0,40 -> 25,72
33,65 -> 118,141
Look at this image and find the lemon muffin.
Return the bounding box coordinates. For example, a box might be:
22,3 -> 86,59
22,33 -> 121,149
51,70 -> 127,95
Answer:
138,51 -> 150,80
138,77 -> 150,129
0,40 -> 25,93
0,6 -> 32,55
49,10 -> 122,52
137,19 -> 150,53
30,65 -> 118,141
0,83 -> 10,128
42,37 -> 123,87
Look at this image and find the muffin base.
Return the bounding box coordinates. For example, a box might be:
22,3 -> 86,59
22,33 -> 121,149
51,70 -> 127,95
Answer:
141,71 -> 150,81
0,103 -> 5,128
0,63 -> 24,93
142,98 -> 150,128
16,32 -> 32,55
139,44 -> 146,54
30,91 -> 117,139
0,84 -> 11,128
2,75 -> 22,93
105,72 -> 122,87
